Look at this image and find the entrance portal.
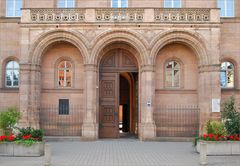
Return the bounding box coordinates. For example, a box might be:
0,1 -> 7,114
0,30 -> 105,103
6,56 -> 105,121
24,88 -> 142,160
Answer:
99,48 -> 138,138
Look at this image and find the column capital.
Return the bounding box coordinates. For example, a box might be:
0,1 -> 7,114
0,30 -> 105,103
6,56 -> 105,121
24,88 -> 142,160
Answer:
198,64 -> 220,73
140,65 -> 155,73
84,64 -> 97,72
20,63 -> 41,72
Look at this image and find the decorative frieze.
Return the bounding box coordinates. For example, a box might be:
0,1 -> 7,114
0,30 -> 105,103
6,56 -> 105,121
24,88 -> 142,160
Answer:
154,8 -> 210,22
30,8 -> 85,22
95,8 -> 144,22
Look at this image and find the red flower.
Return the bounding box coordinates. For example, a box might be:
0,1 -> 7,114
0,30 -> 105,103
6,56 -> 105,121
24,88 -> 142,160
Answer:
214,136 -> 218,141
22,134 -> 32,140
203,134 -> 207,139
238,138 -> 240,141
0,135 -> 7,141
229,135 -> 234,140
208,134 -> 213,138
7,134 -> 15,141
221,135 -> 225,139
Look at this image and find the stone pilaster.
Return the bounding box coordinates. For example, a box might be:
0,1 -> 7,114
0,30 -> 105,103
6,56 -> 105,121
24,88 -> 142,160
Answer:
198,64 -> 221,135
18,63 -> 41,129
82,64 -> 98,140
139,65 -> 156,141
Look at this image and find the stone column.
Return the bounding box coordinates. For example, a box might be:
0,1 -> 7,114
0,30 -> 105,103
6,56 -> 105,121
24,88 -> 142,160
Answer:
82,64 -> 98,140
139,65 -> 156,141
198,64 -> 221,135
18,63 -> 41,129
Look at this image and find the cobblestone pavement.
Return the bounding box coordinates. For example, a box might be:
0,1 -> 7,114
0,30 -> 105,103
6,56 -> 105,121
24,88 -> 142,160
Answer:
1,139 -> 240,166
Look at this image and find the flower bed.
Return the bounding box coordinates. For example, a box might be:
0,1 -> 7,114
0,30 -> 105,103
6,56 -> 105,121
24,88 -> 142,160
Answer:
0,127 -> 44,157
195,134 -> 240,155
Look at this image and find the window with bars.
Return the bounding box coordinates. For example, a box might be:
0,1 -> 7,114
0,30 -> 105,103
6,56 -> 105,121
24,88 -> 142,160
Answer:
220,61 -> 234,88
58,60 -> 72,87
111,0 -> 128,8
5,61 -> 19,88
217,0 -> 234,17
57,0 -> 75,8
6,0 -> 22,17
164,0 -> 181,8
165,61 -> 180,88
59,99 -> 69,115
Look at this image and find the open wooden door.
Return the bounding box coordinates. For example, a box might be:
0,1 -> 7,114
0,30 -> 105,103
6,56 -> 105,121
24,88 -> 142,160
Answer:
99,73 -> 119,138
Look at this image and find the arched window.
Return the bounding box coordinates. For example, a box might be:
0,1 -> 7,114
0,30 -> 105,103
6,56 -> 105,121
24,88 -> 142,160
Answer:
5,61 -> 19,87
57,0 -> 75,8
165,60 -> 180,88
58,60 -> 72,87
220,61 -> 234,88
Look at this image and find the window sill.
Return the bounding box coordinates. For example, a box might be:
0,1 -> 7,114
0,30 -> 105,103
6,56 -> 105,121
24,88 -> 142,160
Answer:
0,88 -> 19,93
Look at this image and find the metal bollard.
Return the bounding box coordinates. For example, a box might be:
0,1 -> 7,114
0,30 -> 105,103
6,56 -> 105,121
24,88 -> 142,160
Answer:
44,144 -> 51,166
200,142 -> 207,165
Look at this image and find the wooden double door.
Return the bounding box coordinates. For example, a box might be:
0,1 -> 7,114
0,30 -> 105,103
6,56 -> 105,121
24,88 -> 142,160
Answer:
99,49 -> 138,138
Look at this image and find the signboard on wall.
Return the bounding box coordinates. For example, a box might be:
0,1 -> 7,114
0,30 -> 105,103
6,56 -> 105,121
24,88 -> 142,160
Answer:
212,99 -> 220,112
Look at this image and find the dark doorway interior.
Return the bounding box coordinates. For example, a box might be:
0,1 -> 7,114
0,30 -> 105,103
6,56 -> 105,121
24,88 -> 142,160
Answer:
119,72 -> 138,138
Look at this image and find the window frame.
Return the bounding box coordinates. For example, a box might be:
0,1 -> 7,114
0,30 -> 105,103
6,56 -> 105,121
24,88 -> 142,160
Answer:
57,60 -> 73,88
5,0 -> 22,17
57,0 -> 75,8
164,60 -> 182,89
217,0 -> 235,17
5,60 -> 20,88
164,0 -> 182,8
111,0 -> 128,8
220,61 -> 235,89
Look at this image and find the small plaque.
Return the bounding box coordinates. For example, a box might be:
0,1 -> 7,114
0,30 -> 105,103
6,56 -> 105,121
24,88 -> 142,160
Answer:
212,99 -> 220,112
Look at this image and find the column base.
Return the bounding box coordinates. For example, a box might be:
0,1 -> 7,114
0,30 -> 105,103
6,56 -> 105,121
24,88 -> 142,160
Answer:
82,123 -> 98,140
139,122 -> 156,141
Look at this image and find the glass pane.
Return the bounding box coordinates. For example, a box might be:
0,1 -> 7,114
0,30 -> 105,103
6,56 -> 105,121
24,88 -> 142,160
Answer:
6,70 -> 12,81
218,0 -> 225,16
165,70 -> 172,87
6,81 -> 12,86
121,0 -> 128,8
6,0 -> 14,16
66,69 -> 71,87
166,62 -> 173,69
6,61 -> 14,69
13,70 -> 19,81
226,0 -> 234,16
15,0 -> 22,16
13,81 -> 19,86
59,61 -> 65,68
174,0 -> 181,8
13,61 -> 19,69
66,61 -> 72,68
112,0 -> 119,8
67,0 -> 75,8
220,71 -> 227,87
221,62 -> 227,70
164,0 -> 172,7
174,70 -> 180,87
58,70 -> 64,87
227,70 -> 234,87
58,0 -> 65,8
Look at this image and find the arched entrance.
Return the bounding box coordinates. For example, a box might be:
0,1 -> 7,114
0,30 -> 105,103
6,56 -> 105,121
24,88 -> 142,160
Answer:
99,48 -> 138,138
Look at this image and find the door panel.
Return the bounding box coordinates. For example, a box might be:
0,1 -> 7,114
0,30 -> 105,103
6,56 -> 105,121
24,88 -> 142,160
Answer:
99,73 -> 119,138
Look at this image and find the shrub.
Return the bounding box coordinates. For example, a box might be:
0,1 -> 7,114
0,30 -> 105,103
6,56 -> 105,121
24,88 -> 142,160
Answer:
221,96 -> 240,135
0,107 -> 21,135
16,127 -> 44,141
205,120 -> 226,136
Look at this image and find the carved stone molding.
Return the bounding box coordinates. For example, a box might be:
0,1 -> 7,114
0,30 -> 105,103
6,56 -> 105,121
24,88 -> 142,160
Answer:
95,8 -> 144,22
154,8 -> 210,22
30,8 -> 86,22
198,64 -> 221,73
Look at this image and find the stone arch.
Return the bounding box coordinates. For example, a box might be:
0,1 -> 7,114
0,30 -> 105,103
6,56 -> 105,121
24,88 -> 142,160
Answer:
150,30 -> 209,66
28,29 -> 89,65
90,30 -> 149,66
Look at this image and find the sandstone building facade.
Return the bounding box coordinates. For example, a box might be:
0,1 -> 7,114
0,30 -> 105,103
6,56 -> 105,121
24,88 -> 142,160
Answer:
0,0 -> 239,140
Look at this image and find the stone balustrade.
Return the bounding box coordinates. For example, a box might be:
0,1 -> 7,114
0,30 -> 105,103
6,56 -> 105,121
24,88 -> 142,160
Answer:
21,8 -> 220,23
